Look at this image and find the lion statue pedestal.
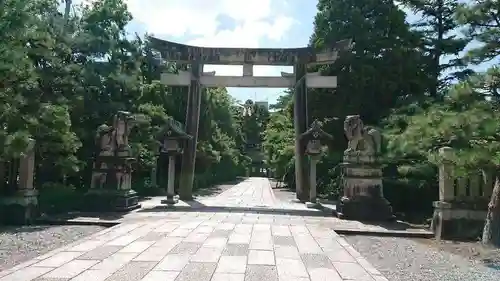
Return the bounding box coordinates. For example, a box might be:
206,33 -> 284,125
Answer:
336,115 -> 394,221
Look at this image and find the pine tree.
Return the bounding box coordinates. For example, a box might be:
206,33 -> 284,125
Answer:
401,0 -> 470,97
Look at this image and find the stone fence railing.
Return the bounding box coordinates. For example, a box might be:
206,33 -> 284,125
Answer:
432,147 -> 493,240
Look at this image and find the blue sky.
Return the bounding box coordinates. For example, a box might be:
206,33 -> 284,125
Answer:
74,0 -> 493,105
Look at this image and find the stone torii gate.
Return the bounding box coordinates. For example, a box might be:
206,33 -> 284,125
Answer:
149,37 -> 351,201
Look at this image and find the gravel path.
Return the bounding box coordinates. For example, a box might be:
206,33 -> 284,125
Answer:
346,235 -> 500,281
0,225 -> 106,271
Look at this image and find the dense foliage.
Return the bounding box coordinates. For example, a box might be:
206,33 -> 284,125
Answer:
0,0 -> 249,209
264,0 -> 500,245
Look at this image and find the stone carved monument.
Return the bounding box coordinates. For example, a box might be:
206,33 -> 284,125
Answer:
0,139 -> 38,224
336,115 -> 394,221
85,111 -> 140,212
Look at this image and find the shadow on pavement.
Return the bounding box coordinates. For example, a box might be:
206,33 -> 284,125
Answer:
193,178 -> 247,197
137,202 -> 330,217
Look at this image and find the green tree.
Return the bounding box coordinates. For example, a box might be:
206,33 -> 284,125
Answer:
401,0 -> 471,96
453,0 -> 500,246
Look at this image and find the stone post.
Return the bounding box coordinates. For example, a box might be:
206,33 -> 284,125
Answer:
0,139 -> 38,225
179,62 -> 202,201
438,146 -> 455,201
294,62 -> 310,202
165,155 -> 177,204
309,156 -> 319,203
150,166 -> 157,187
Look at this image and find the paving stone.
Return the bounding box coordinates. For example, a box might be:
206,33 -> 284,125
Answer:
179,221 -> 202,229
216,256 -> 247,274
153,237 -> 183,248
118,241 -> 155,253
248,250 -> 275,265
356,257 -> 382,275
222,244 -> 249,256
169,242 -> 202,254
176,262 -> 217,281
249,237 -> 273,250
137,232 -> 167,241
274,245 -> 301,260
141,270 -> 180,281
70,269 -> 114,281
314,238 -> 343,251
155,254 -> 190,271
211,273 -> 245,281
153,224 -> 179,233
244,265 -> 278,281
372,275 -> 390,281
33,251 -> 83,267
106,234 -> 141,246
324,249 -> 356,263
233,224 -> 253,233
0,267 -> 53,281
210,229 -> 233,238
78,245 -> 122,260
169,228 -> 193,237
278,277 -> 310,281
41,260 -> 99,279
228,233 -> 251,244
133,246 -> 170,262
191,247 -> 223,262
300,253 -> 334,269
68,240 -> 104,252
31,277 -> 69,281
293,235 -> 322,254
275,258 -> 308,278
307,268 -> 342,281
203,237 -> 228,248
184,233 -> 210,243
91,252 -> 137,272
252,224 -> 271,232
194,226 -> 214,233
343,244 -> 363,258
215,223 -> 236,230
331,261 -> 373,280
273,236 -> 296,246
104,261 -> 156,281
271,226 -> 291,236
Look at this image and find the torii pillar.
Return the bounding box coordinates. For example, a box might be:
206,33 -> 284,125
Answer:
179,62 -> 202,200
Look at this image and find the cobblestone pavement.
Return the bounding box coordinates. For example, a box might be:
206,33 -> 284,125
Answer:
0,178 -> 389,280
0,213 -> 388,281
197,177 -> 280,208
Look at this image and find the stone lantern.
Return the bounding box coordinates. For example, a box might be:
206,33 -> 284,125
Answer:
299,120 -> 333,207
157,118 -> 192,205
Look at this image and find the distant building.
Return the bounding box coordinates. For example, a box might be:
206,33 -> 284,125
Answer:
254,101 -> 269,110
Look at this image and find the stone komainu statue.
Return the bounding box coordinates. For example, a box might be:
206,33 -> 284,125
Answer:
343,115 -> 381,154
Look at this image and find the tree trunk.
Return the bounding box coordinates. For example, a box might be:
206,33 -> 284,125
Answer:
482,170 -> 500,247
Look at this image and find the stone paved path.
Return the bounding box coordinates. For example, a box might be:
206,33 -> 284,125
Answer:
0,178 -> 390,281
199,177 -> 278,208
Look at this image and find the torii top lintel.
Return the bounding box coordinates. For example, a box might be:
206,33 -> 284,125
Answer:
148,36 -> 352,66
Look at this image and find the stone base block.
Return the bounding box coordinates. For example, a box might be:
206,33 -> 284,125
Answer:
431,201 -> 487,240
337,195 -> 395,221
161,197 -> 179,205
0,190 -> 39,225
83,189 -> 141,212
305,202 -> 321,209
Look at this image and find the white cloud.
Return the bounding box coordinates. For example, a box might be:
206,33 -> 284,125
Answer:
124,0 -> 295,76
